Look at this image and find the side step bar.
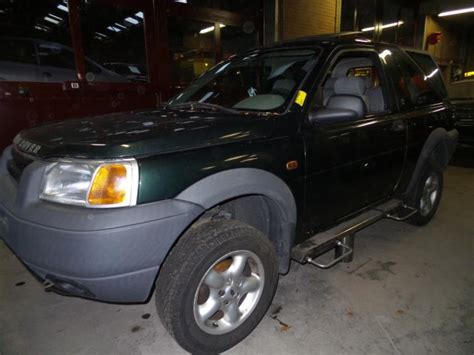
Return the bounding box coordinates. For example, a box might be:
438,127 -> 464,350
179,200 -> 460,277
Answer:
307,240 -> 353,269
292,199 -> 416,269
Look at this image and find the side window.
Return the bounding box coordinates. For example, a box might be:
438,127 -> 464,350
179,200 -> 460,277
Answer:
37,43 -> 76,70
405,51 -> 447,98
317,52 -> 389,116
387,51 -> 443,109
0,39 -> 36,65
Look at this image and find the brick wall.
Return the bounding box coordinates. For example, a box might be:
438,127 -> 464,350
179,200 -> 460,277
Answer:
282,0 -> 341,40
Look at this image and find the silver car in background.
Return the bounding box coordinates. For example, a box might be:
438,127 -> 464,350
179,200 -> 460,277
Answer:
0,37 -> 127,83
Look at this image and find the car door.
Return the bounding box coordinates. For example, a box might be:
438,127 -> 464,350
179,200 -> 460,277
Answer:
380,48 -> 450,193
302,48 -> 406,230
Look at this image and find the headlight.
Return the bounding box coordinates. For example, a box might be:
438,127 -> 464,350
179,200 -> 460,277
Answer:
40,159 -> 139,208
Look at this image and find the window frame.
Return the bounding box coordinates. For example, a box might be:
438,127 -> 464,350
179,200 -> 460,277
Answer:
306,46 -> 395,122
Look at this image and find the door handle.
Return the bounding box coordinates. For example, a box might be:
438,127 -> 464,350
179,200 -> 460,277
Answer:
391,120 -> 405,132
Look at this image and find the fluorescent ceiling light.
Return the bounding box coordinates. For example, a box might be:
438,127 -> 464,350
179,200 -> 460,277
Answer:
107,25 -> 122,32
48,13 -> 62,20
35,25 -> 50,32
114,22 -> 127,29
362,21 -> 403,32
57,4 -> 68,12
125,17 -> 139,25
199,24 -> 226,34
438,7 -> 474,17
199,26 -> 215,34
44,16 -> 60,24
95,32 -> 108,38
383,21 -> 403,29
135,11 -> 144,19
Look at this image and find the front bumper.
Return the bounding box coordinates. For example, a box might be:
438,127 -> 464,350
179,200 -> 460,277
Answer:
0,147 -> 204,303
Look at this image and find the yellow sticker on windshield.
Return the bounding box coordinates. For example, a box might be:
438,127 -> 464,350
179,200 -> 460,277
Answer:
295,90 -> 307,106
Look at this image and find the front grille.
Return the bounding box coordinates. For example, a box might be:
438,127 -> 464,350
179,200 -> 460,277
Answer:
7,148 -> 34,182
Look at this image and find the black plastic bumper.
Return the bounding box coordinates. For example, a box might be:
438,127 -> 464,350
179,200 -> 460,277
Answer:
0,147 -> 204,303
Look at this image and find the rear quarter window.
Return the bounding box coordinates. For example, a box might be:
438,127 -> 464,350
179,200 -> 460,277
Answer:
405,50 -> 447,98
387,50 -> 444,110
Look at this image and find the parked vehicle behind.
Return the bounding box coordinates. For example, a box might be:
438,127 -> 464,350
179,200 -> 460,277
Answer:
448,78 -> 474,163
0,37 -> 458,353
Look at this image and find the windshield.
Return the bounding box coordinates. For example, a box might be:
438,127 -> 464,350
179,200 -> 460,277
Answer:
168,48 -> 319,112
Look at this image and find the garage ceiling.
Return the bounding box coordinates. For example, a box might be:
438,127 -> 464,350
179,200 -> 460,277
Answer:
420,0 -> 474,27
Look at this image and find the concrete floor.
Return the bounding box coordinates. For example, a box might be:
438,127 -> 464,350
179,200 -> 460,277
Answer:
1,166 -> 473,355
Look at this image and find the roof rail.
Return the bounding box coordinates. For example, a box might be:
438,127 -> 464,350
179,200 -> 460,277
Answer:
278,31 -> 370,44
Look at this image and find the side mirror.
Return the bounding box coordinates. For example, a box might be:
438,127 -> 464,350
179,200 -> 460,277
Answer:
308,108 -> 359,126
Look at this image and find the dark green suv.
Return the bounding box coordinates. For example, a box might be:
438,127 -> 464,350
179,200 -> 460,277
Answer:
0,37 -> 458,353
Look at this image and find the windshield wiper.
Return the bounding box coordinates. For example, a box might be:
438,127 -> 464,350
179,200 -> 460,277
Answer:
167,101 -> 241,115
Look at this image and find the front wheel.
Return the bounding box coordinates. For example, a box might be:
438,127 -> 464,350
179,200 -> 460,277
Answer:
155,219 -> 279,353
408,164 -> 443,226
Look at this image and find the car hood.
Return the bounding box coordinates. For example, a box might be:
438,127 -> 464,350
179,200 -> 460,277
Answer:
14,108 -> 276,159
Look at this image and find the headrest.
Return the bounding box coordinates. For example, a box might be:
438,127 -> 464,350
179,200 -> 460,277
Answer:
363,76 -> 372,89
272,78 -> 296,92
334,77 -> 366,96
332,57 -> 373,77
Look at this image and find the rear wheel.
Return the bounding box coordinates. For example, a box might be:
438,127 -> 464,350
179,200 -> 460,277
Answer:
408,164 -> 443,226
155,219 -> 279,353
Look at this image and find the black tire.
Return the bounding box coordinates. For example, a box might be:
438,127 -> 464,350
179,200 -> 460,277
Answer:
155,219 -> 279,354
408,164 -> 443,226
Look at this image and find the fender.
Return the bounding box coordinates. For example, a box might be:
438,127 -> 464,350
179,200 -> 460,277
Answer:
176,168 -> 297,273
404,127 -> 458,201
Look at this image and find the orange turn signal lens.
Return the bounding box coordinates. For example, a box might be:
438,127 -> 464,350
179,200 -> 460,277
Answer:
88,164 -> 128,205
